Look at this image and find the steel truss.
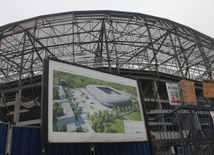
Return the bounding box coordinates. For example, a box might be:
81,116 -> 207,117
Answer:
1,10 -> 214,154
0,10 -> 214,84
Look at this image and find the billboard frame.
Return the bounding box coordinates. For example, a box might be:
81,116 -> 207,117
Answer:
41,58 -> 149,146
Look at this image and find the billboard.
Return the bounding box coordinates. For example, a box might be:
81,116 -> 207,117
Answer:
180,80 -> 197,104
166,83 -> 181,105
44,59 -> 148,143
203,81 -> 214,98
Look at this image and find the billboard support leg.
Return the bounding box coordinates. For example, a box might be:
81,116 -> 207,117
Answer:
90,144 -> 95,155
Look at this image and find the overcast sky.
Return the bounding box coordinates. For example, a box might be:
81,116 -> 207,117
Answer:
1,0 -> 214,38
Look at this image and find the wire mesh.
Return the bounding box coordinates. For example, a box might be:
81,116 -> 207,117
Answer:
148,105 -> 214,155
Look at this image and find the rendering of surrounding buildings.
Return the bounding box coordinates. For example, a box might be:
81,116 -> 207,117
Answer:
53,83 -> 138,134
57,102 -> 76,126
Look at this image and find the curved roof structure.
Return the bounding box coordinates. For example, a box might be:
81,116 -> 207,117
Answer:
0,10 -> 214,83
1,11 -> 214,154
86,85 -> 132,107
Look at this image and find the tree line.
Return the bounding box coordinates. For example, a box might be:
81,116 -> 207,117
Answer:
53,70 -> 138,99
86,103 -> 141,133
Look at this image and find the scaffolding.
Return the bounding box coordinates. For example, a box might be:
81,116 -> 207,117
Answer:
1,10 -> 214,154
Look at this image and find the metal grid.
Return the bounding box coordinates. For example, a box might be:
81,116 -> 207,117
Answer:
0,10 -> 214,84
1,11 -> 214,154
149,105 -> 214,155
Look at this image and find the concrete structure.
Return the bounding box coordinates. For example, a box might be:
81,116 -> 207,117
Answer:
57,101 -> 76,126
1,10 -> 214,155
58,85 -> 67,100
86,85 -> 132,108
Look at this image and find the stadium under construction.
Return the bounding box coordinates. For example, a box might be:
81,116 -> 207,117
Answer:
0,10 -> 214,155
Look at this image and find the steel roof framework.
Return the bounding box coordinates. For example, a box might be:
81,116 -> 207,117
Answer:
1,12 -> 214,154
0,10 -> 214,84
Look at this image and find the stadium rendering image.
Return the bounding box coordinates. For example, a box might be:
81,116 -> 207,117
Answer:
86,85 -> 132,107
0,10 -> 214,155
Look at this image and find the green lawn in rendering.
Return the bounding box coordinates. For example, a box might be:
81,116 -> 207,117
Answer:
106,112 -> 142,133
125,112 -> 142,121
107,116 -> 126,133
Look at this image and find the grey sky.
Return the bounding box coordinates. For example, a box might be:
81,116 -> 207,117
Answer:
1,0 -> 214,38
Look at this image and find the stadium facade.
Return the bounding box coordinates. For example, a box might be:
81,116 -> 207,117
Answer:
0,10 -> 214,155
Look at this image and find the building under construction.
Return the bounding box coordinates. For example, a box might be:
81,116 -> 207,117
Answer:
0,10 -> 214,155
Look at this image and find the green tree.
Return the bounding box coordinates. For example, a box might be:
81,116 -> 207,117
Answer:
121,106 -> 125,112
96,123 -> 104,133
73,97 -> 76,102
75,102 -> 79,108
104,124 -> 110,133
94,117 -> 99,123
76,126 -> 83,132
135,104 -> 140,111
92,121 -> 97,131
117,107 -> 121,115
94,111 -> 97,117
61,125 -> 67,132
132,104 -> 136,111
98,110 -> 102,117
71,103 -> 75,110
114,109 -> 119,117
86,113 -> 90,119
125,106 -> 128,112
53,87 -> 60,100
104,113 -> 110,121
98,116 -> 104,123
78,107 -> 83,114
74,110 -> 79,121
91,115 -> 95,121
110,111 -> 114,117
56,106 -> 64,116
128,105 -> 132,111
53,124 -> 58,131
